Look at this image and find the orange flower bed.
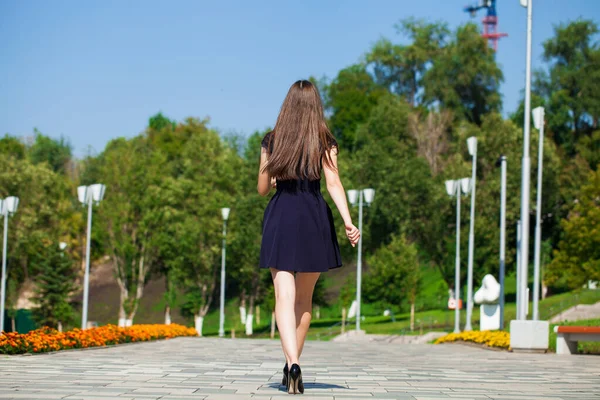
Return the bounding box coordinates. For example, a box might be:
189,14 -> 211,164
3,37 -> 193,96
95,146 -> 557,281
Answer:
0,324 -> 197,355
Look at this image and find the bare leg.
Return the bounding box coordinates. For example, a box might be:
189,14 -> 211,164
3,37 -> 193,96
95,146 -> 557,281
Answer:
295,272 -> 320,359
270,268 -> 299,367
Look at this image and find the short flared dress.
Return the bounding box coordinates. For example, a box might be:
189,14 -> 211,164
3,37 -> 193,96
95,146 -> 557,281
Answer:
259,131 -> 343,273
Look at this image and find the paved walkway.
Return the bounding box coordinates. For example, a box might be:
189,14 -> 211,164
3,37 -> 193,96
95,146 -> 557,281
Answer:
1,337 -> 599,399
550,301 -> 600,323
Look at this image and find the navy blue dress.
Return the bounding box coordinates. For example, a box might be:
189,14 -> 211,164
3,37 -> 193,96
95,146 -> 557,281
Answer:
259,132 -> 343,273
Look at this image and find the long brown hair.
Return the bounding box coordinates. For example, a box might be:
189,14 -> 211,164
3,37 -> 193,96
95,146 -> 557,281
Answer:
264,79 -> 337,181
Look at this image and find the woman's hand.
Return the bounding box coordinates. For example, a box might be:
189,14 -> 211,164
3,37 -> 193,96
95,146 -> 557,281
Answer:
345,222 -> 360,247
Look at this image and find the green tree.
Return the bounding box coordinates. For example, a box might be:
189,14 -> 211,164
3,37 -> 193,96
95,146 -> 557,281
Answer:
5,278 -> 20,332
534,20 -> 600,154
28,130 -> 73,174
0,134 -> 26,159
145,112 -> 204,325
157,120 -> 241,335
225,131 -> 274,334
364,235 -> 421,324
424,23 -> 503,125
146,112 -> 192,165
348,95 -> 435,250
148,112 -> 176,132
31,244 -> 76,330
576,130 -> 600,170
0,155 -> 75,313
547,167 -> 600,289
92,136 -> 167,326
338,275 -> 356,311
325,65 -> 387,150
170,214 -> 220,336
366,18 -> 449,107
162,270 -> 178,325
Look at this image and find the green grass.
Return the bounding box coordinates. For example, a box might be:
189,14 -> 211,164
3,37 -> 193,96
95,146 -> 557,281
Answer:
196,289 -> 600,344
500,289 -> 600,324
80,261 -> 600,344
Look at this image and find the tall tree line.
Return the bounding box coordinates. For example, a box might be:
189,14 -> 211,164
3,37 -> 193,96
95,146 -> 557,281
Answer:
0,19 -> 598,333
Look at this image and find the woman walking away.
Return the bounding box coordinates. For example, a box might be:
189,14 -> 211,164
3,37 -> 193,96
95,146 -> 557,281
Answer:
257,79 -> 360,394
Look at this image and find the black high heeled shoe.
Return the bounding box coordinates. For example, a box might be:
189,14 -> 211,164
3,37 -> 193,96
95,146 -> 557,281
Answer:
287,363 -> 304,394
282,363 -> 288,388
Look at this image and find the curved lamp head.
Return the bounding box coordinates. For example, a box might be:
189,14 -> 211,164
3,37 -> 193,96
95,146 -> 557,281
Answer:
77,186 -> 88,205
90,184 -> 106,203
520,0 -> 528,7
221,207 -> 230,221
347,189 -> 358,206
78,184 -> 105,205
363,188 -> 375,204
2,196 -> 19,215
532,106 -> 545,130
445,180 -> 456,196
461,178 -> 472,194
467,137 -> 477,156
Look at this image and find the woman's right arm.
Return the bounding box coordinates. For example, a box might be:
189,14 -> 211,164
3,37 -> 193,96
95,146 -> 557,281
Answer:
323,147 -> 360,247
257,148 -> 272,196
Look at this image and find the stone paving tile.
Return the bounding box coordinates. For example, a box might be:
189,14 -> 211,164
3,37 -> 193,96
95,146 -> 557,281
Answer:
0,337 -> 599,399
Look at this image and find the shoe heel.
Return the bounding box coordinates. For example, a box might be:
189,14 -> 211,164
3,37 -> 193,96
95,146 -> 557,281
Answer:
288,364 -> 303,394
282,364 -> 288,387
287,374 -> 298,394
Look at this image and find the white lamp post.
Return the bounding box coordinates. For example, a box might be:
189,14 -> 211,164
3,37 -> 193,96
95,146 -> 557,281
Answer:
465,137 -> 477,331
510,0 -> 549,353
445,178 -> 471,333
347,188 -> 374,332
497,156 -> 507,329
218,207 -> 230,338
532,106 -> 545,320
0,196 -> 19,335
517,0 -> 533,322
516,219 -> 522,314
78,184 -> 106,330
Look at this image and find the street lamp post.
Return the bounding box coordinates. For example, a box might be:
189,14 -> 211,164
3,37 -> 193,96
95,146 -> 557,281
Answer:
445,178 -> 471,334
465,137 -> 477,331
77,184 -> 106,330
497,156 -> 507,329
510,0 -> 550,352
516,219 -> 522,317
532,106 -> 545,320
0,196 -> 19,335
347,188 -> 374,332
517,0 -> 534,322
218,207 -> 230,338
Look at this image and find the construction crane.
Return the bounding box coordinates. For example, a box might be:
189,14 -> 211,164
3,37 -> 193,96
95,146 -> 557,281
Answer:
464,0 -> 508,52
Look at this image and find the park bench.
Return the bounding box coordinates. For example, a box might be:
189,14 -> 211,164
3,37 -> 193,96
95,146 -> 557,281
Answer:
554,326 -> 600,355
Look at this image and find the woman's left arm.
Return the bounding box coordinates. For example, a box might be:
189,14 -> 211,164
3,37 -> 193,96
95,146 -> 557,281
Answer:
257,148 -> 272,196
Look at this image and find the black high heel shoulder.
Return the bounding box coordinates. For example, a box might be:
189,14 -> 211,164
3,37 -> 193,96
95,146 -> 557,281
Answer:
287,363 -> 304,394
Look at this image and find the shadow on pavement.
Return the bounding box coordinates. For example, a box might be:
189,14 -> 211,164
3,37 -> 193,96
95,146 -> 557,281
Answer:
266,382 -> 350,392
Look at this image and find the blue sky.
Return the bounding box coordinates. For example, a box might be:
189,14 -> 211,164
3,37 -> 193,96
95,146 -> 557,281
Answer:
1,1 -> 598,158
